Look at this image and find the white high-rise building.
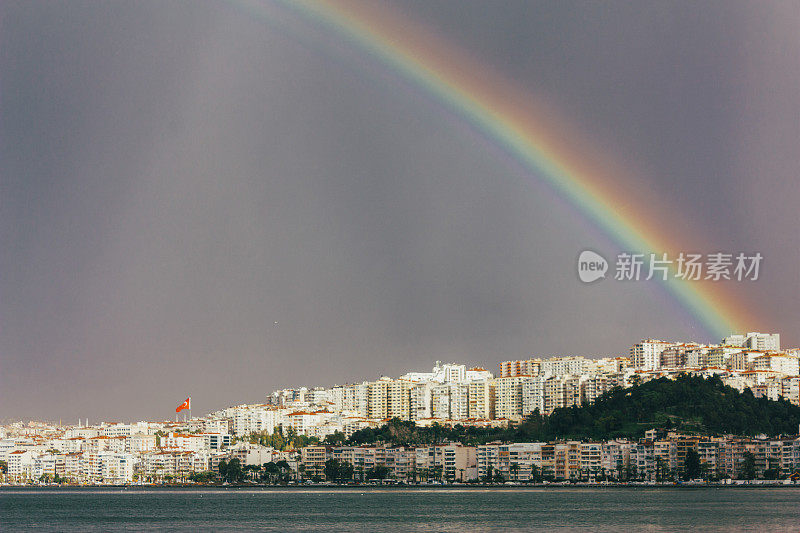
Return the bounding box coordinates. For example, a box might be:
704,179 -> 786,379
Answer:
98,452 -> 136,484
387,380 -> 413,420
330,383 -> 369,417
401,362 -> 468,384
522,376 -> 546,416
539,357 -> 587,377
439,363 -> 467,383
367,378 -> 392,419
431,384 -> 451,420
354,383 -> 369,417
630,340 -> 674,370
329,386 -> 347,413
493,376 -> 531,421
465,367 -> 493,381
231,405 -> 281,436
467,380 -> 495,419
750,354 -> 799,375
707,346 -> 742,368
410,382 -> 435,420
430,382 -> 469,420
722,332 -> 780,352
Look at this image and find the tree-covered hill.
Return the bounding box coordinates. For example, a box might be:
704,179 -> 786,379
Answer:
340,375 -> 800,446
518,374 -> 800,441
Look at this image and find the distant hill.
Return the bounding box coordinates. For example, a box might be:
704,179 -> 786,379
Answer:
515,374 -> 800,441
343,375 -> 800,447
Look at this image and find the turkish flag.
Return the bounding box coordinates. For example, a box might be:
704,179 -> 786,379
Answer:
176,397 -> 191,413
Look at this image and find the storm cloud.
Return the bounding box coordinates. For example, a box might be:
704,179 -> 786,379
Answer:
1,1 -> 797,421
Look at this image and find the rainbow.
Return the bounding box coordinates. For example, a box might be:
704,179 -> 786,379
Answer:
234,0 -> 760,340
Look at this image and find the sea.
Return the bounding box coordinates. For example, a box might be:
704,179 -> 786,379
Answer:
2,486 -> 799,531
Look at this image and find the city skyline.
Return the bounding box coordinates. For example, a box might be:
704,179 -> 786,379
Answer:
4,330 -> 795,425
3,330 -> 800,486
2,1 -> 799,421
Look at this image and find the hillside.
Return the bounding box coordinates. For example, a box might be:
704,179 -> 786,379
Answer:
343,375 -> 800,446
516,374 -> 800,441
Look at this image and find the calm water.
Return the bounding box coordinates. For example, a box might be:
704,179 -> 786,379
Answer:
2,487 -> 800,531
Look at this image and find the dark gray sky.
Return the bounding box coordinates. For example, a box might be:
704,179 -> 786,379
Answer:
1,1 -> 798,421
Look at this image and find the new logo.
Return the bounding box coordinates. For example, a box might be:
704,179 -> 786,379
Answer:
578,250 -> 608,283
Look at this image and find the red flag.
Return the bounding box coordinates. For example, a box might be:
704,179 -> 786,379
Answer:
176,397 -> 191,413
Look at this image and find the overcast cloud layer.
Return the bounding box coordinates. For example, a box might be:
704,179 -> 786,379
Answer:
1,1 -> 798,421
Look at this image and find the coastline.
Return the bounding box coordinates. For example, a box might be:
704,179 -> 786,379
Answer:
3,481 -> 798,490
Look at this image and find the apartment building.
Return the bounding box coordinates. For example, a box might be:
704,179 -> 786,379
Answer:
499,358 -> 541,378
387,380 -> 413,420
723,332 -> 780,352
631,340 -> 674,370
493,376 -> 528,421
431,382 -> 469,421
467,379 -> 495,420
300,445 -> 330,479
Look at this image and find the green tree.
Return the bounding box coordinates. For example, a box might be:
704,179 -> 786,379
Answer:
366,465 -> 391,480
189,471 -> 216,483
262,462 -> 280,484
740,452 -> 756,480
340,462 -> 354,482
324,459 -> 353,483
275,460 -> 291,482
655,457 -> 666,483
323,431 -> 347,446
699,462 -> 712,481
530,464 -> 541,483
243,464 -> 260,481
763,458 -> 780,480
324,459 -> 342,482
683,449 -> 701,480
219,458 -> 244,483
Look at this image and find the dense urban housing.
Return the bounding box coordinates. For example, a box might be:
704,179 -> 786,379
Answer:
2,332 -> 799,485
